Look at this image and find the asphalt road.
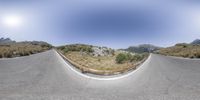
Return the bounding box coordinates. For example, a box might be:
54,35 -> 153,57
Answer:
0,50 -> 200,100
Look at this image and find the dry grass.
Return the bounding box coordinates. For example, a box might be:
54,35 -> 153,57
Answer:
0,42 -> 52,58
61,51 -> 148,75
158,43 -> 200,58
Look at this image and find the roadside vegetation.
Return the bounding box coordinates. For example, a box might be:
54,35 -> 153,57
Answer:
115,53 -> 148,64
57,44 -> 148,75
0,42 -> 52,58
158,43 -> 200,58
57,44 -> 94,53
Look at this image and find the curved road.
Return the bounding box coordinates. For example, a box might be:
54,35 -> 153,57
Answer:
0,50 -> 200,100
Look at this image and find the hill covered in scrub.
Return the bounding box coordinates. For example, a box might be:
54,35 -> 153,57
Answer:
122,44 -> 161,53
57,44 -> 148,75
158,39 -> 200,58
0,38 -> 52,58
57,44 -> 115,57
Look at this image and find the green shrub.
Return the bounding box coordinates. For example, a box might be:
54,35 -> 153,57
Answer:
116,52 -> 147,64
58,46 -> 65,50
63,48 -> 69,53
126,53 -> 132,60
132,54 -> 143,61
59,44 -> 94,53
115,53 -> 128,64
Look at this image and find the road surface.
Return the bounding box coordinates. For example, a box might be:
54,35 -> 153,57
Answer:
0,50 -> 200,100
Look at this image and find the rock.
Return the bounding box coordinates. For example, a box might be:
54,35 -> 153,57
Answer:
91,46 -> 114,57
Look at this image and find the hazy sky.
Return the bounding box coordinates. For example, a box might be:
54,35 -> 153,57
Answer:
0,0 -> 200,48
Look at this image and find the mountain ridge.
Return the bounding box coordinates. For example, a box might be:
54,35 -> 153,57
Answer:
0,37 -> 16,44
191,39 -> 200,45
122,44 -> 162,53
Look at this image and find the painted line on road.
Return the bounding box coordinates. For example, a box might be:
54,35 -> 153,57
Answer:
55,50 -> 151,81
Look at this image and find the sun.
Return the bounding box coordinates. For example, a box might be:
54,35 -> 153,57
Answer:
1,14 -> 23,28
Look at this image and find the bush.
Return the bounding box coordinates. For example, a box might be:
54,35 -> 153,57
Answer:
132,54 -> 143,61
126,53 -> 132,60
116,52 -> 147,64
115,53 -> 128,64
41,44 -> 52,48
63,48 -> 69,53
58,46 -> 65,50
58,44 -> 94,53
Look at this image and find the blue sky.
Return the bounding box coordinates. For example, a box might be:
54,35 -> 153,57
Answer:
0,0 -> 200,48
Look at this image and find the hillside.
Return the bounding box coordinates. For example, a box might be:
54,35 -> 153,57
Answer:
57,44 -> 148,75
122,44 -> 161,53
158,42 -> 200,58
0,38 -> 52,58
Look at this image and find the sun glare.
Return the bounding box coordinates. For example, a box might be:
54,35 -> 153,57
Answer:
1,14 -> 23,28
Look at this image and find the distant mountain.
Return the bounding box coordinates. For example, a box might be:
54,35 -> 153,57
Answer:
19,41 -> 52,47
123,44 -> 161,53
0,37 -> 52,47
0,38 -> 15,45
191,39 -> 200,45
